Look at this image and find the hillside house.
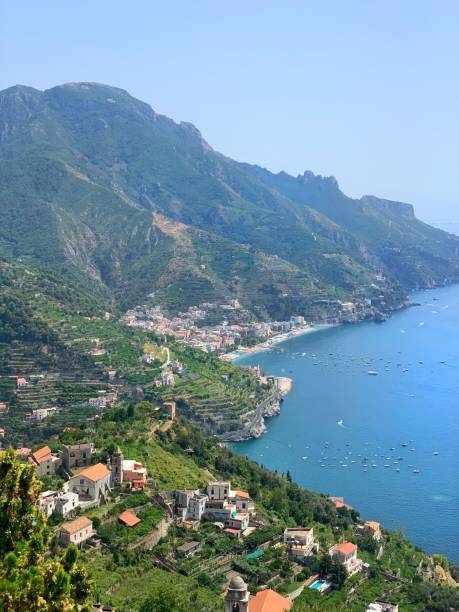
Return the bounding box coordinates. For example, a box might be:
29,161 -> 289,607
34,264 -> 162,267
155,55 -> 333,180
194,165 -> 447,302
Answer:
38,491 -> 59,517
16,377 -> 28,388
364,520 -> 382,541
68,463 -> 111,503
55,492 -> 79,517
122,459 -> 147,490
60,516 -> 93,547
175,489 -> 201,520
29,446 -> 61,478
234,490 -> 254,513
207,480 -> 233,501
283,527 -> 315,560
329,542 -> 363,577
119,510 -> 141,527
187,493 -> 208,521
177,540 -> 201,558
229,512 -> 250,532
26,407 -> 58,421
61,443 -> 94,471
0,402 -> 9,417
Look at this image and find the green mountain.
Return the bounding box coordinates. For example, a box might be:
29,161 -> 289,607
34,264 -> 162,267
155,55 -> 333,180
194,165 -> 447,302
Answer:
1,82 -> 458,319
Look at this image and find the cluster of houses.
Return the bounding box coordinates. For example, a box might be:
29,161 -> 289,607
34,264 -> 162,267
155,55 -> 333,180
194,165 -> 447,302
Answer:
24,442 -> 148,546
164,480 -> 256,539
123,302 -> 318,354
86,391 -> 118,410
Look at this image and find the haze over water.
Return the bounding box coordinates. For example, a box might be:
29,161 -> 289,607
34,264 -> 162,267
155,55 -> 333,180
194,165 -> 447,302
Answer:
233,282 -> 459,561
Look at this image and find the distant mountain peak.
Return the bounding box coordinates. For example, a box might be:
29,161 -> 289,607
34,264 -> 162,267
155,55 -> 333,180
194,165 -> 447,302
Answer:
299,170 -> 340,190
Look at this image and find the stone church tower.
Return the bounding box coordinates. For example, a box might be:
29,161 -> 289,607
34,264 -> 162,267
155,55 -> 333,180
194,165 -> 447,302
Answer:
110,447 -> 123,487
224,575 -> 249,612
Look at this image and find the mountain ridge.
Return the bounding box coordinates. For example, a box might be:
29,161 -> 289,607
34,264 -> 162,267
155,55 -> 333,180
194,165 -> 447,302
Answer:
1,82 -> 458,318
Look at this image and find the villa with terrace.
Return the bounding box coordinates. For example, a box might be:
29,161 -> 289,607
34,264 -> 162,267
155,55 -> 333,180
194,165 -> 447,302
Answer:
329,541 -> 363,577
283,527 -> 316,561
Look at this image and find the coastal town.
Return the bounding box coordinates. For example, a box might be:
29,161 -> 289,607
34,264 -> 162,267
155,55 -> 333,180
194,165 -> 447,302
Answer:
122,286 -> 395,360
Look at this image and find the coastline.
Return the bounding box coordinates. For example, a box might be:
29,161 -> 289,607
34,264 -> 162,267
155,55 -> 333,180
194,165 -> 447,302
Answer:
221,322 -> 338,362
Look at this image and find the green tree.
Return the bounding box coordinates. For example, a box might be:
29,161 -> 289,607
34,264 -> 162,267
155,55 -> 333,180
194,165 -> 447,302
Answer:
139,583 -> 188,612
318,554 -> 333,577
0,448 -> 94,611
330,559 -> 347,589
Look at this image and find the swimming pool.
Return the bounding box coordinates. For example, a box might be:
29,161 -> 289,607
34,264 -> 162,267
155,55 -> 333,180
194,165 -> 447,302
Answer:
309,579 -> 326,590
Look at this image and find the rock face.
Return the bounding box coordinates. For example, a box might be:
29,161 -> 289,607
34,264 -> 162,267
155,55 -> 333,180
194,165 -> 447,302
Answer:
221,392 -> 282,442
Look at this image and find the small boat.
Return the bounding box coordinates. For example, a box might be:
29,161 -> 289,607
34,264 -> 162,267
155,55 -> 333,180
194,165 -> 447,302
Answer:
433,452 -> 439,456
396,468 -> 400,472
367,370 -> 378,376
372,464 -> 378,468
412,469 -> 420,474
384,464 -> 390,467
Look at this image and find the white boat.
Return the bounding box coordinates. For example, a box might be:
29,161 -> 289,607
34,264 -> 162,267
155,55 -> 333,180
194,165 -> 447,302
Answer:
412,469 -> 420,474
367,370 -> 378,376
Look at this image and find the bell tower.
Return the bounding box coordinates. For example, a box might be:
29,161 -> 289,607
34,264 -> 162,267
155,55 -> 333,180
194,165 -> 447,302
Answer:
110,447 -> 124,487
224,576 -> 249,612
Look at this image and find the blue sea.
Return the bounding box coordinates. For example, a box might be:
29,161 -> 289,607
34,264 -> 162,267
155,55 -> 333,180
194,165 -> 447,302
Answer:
233,283 -> 459,561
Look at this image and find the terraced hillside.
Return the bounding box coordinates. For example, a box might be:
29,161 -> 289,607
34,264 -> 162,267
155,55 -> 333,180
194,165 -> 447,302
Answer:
0,260 -> 266,444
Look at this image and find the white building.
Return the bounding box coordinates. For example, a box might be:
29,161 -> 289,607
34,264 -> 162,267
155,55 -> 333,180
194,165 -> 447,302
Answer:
38,490 -> 58,517
187,494 -> 208,521
284,527 -> 315,560
207,481 -> 232,501
68,463 -> 111,503
55,492 -> 80,517
229,513 -> 250,531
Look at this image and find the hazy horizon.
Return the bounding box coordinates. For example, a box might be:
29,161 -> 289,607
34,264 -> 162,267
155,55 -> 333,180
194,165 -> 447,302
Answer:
2,1 -> 458,222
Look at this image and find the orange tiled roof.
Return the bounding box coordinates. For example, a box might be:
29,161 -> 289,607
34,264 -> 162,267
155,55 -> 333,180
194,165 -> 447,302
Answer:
249,589 -> 292,612
61,516 -> 92,534
119,510 -> 141,527
75,463 -> 110,482
365,521 -> 380,530
334,542 -> 357,555
236,490 -> 250,499
30,446 -> 52,464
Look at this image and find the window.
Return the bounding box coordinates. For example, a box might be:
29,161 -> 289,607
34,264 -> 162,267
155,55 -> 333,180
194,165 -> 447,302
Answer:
80,479 -> 84,484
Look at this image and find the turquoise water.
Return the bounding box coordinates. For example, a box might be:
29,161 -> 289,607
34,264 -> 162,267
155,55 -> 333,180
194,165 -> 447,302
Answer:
310,580 -> 326,590
233,284 -> 459,561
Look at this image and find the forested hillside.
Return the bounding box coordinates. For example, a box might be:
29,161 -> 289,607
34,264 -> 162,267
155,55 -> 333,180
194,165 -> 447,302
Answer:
1,83 -> 458,319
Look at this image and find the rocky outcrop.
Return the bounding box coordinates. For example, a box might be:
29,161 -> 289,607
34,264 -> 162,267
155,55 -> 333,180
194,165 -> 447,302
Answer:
221,392 -> 282,442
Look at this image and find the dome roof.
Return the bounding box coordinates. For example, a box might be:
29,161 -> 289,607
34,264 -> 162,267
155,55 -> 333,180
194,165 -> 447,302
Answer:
229,575 -> 247,590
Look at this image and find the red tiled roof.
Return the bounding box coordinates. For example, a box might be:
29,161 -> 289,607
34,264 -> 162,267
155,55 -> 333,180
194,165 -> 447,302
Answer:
249,589 -> 292,612
118,510 -> 141,527
30,446 -> 52,464
333,542 -> 357,555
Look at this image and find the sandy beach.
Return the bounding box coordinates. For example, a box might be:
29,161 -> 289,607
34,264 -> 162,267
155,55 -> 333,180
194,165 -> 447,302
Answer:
221,323 -> 337,361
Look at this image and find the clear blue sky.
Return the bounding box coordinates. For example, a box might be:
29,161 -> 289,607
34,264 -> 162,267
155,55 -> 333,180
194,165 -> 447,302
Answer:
1,1 -> 458,221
